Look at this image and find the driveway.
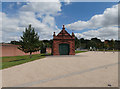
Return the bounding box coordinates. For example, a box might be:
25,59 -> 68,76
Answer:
2,51 -> 118,87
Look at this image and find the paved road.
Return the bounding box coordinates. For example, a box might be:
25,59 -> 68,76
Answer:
2,52 -> 118,87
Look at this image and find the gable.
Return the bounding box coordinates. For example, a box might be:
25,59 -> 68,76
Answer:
57,29 -> 72,38
53,25 -> 75,40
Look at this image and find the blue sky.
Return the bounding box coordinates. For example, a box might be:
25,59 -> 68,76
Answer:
2,2 -> 26,17
55,2 -> 117,33
1,1 -> 118,42
56,2 -> 117,25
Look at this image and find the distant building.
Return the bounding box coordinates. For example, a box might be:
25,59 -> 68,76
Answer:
0,43 -> 40,57
52,25 -> 75,55
46,48 -> 52,54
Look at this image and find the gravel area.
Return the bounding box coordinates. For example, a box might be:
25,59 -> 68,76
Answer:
2,51 -> 118,87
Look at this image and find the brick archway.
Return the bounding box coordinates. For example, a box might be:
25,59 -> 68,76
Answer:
52,25 -> 75,55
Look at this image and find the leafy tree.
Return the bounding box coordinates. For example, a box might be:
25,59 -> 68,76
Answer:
104,40 -> 109,50
18,24 -> 40,58
115,40 -> 120,50
109,39 -> 115,50
75,36 -> 80,49
10,40 -> 20,45
40,39 -> 53,53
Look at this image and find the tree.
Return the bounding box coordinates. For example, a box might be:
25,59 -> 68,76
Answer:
109,39 -> 115,52
18,24 -> 40,58
10,40 -> 20,45
104,40 -> 109,51
75,36 -> 80,49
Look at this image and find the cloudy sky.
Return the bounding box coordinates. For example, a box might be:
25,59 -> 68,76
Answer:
1,1 -> 119,42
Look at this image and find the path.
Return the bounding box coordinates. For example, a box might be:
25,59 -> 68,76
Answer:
2,52 -> 118,87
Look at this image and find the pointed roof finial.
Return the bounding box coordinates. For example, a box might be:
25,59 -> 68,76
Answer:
72,32 -> 75,37
62,25 -> 65,29
53,32 -> 56,36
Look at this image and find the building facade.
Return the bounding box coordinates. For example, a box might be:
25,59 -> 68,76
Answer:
52,25 -> 75,55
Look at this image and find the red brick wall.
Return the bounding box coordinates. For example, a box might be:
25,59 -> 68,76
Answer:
53,40 -> 75,55
0,44 -> 40,57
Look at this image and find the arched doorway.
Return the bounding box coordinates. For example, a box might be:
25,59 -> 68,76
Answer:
59,44 -> 70,55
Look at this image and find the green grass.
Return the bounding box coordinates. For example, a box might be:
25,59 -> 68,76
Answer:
75,50 -> 88,54
1,51 -> 87,69
1,54 -> 50,69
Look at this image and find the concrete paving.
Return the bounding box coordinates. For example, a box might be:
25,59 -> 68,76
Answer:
2,51 -> 118,87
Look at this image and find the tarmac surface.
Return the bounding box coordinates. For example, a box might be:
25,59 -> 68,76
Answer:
2,51 -> 118,87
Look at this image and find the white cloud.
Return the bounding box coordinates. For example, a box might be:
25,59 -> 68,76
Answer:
75,26 -> 118,40
1,2 -> 119,42
16,2 -> 22,5
67,4 -> 118,40
74,33 -> 83,38
64,0 -> 71,5
66,4 -> 118,31
42,15 -> 55,27
20,2 -> 61,16
1,2 -> 62,42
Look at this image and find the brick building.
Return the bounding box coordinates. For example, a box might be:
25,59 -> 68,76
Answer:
52,25 -> 75,55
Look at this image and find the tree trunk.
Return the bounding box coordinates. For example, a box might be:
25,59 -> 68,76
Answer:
30,52 -> 32,58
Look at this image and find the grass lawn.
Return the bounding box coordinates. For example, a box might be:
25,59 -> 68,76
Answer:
75,50 -> 88,54
1,51 -> 87,69
1,54 -> 50,69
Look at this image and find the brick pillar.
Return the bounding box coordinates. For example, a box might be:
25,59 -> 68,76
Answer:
53,40 -> 59,55
69,40 -> 75,55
